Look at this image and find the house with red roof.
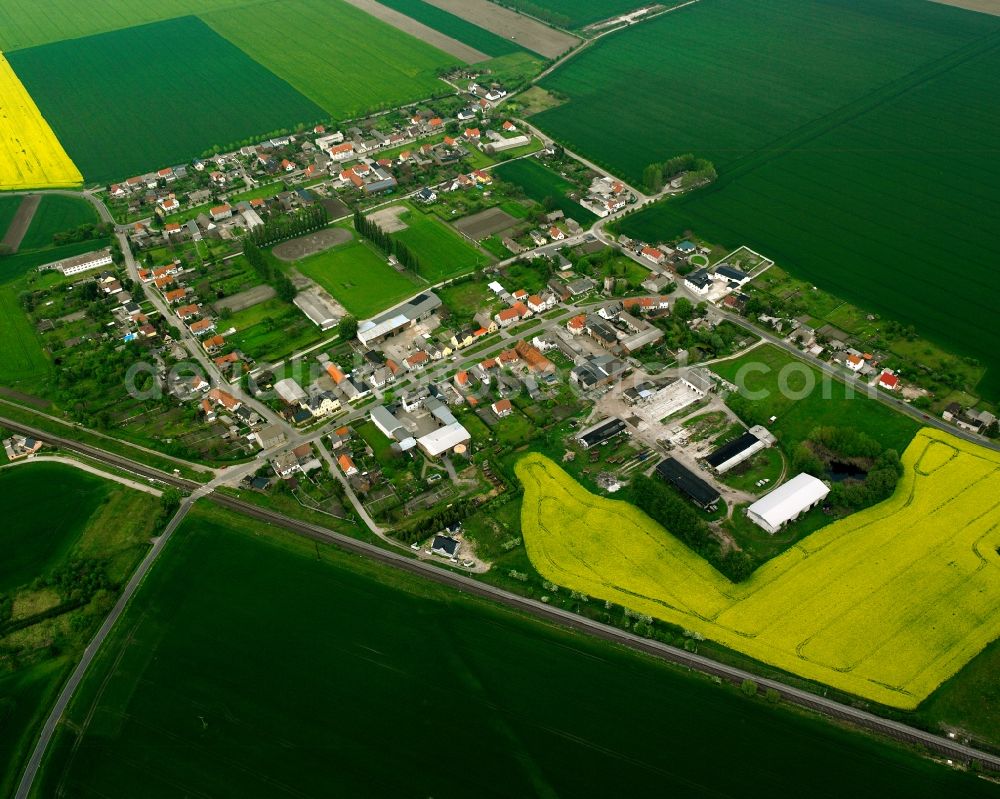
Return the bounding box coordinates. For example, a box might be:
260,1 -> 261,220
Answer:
878,371 -> 899,391
492,399 -> 513,418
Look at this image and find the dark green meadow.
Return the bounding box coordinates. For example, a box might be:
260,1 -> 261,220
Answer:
710,345 -> 920,454
32,503 -> 998,798
8,16 -> 325,183
620,36 -> 1000,397
533,0 -> 999,183
0,462 -> 159,797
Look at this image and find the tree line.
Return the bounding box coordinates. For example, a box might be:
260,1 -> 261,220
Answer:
626,474 -> 756,581
353,209 -> 423,274
243,239 -> 297,302
248,204 -> 328,248
642,154 -> 717,193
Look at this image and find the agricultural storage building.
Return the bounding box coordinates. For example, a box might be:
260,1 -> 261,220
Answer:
746,473 -> 830,534
274,378 -> 307,405
577,418 -> 627,449
655,458 -> 720,509
357,292 -> 441,347
705,425 -> 775,474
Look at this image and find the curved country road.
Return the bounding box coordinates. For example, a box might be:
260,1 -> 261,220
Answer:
5,414 -> 1000,796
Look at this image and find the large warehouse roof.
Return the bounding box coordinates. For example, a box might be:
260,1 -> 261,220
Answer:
747,473 -> 829,532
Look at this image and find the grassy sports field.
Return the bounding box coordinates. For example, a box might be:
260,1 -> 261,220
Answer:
517,429 -> 1000,709
391,204 -> 491,281
0,462 -> 158,797
18,195 -> 99,251
201,0 -> 458,118
493,157 -> 597,225
710,345 -> 919,453
291,234 -> 422,318
0,54 -> 81,190
8,17 -> 325,183
29,502 -> 996,797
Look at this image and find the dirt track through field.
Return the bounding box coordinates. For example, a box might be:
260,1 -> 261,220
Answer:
214,284 -> 276,313
339,0 -> 490,62
931,0 -> 1000,14
453,207 -> 517,238
1,193 -> 40,253
423,0 -> 580,58
272,227 -> 352,261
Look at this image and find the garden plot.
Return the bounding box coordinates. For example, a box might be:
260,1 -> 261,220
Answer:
453,207 -> 517,239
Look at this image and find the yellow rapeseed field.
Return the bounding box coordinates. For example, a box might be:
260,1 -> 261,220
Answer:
0,52 -> 81,190
517,428 -> 1000,708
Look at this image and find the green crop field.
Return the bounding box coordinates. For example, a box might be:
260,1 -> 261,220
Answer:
0,195 -> 21,237
8,16 -> 325,183
495,0 -> 641,29
533,0 -> 999,184
0,462 -> 110,592
710,345 -> 919,453
0,0 -> 265,50
493,157 -> 596,225
291,234 -> 422,318
30,503 -> 998,797
391,204 -> 491,281
532,0 -> 1000,396
621,40 -> 1000,397
376,0 -> 527,57
202,0 -> 458,118
18,195 -> 99,251
0,462 -> 158,797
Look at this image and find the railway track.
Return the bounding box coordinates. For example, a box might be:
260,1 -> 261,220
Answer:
4,414 -> 1000,775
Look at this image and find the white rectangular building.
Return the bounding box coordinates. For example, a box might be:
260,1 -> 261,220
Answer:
274,378 -> 307,405
40,248 -> 113,277
746,473 -> 830,534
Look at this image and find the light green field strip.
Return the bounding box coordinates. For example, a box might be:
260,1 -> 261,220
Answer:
0,0 -> 270,50
201,0 -> 460,117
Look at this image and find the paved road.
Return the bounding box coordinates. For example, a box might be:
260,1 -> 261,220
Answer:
5,414 -> 1000,779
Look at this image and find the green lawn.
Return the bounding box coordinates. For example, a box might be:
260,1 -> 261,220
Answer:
227,300 -> 325,364
202,0 -> 458,118
291,236 -> 421,318
8,16 -> 325,183
0,284 -> 52,389
31,502 -> 999,798
391,204 -> 491,282
18,195 -> 99,251
711,345 -> 919,454
493,157 -> 596,225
